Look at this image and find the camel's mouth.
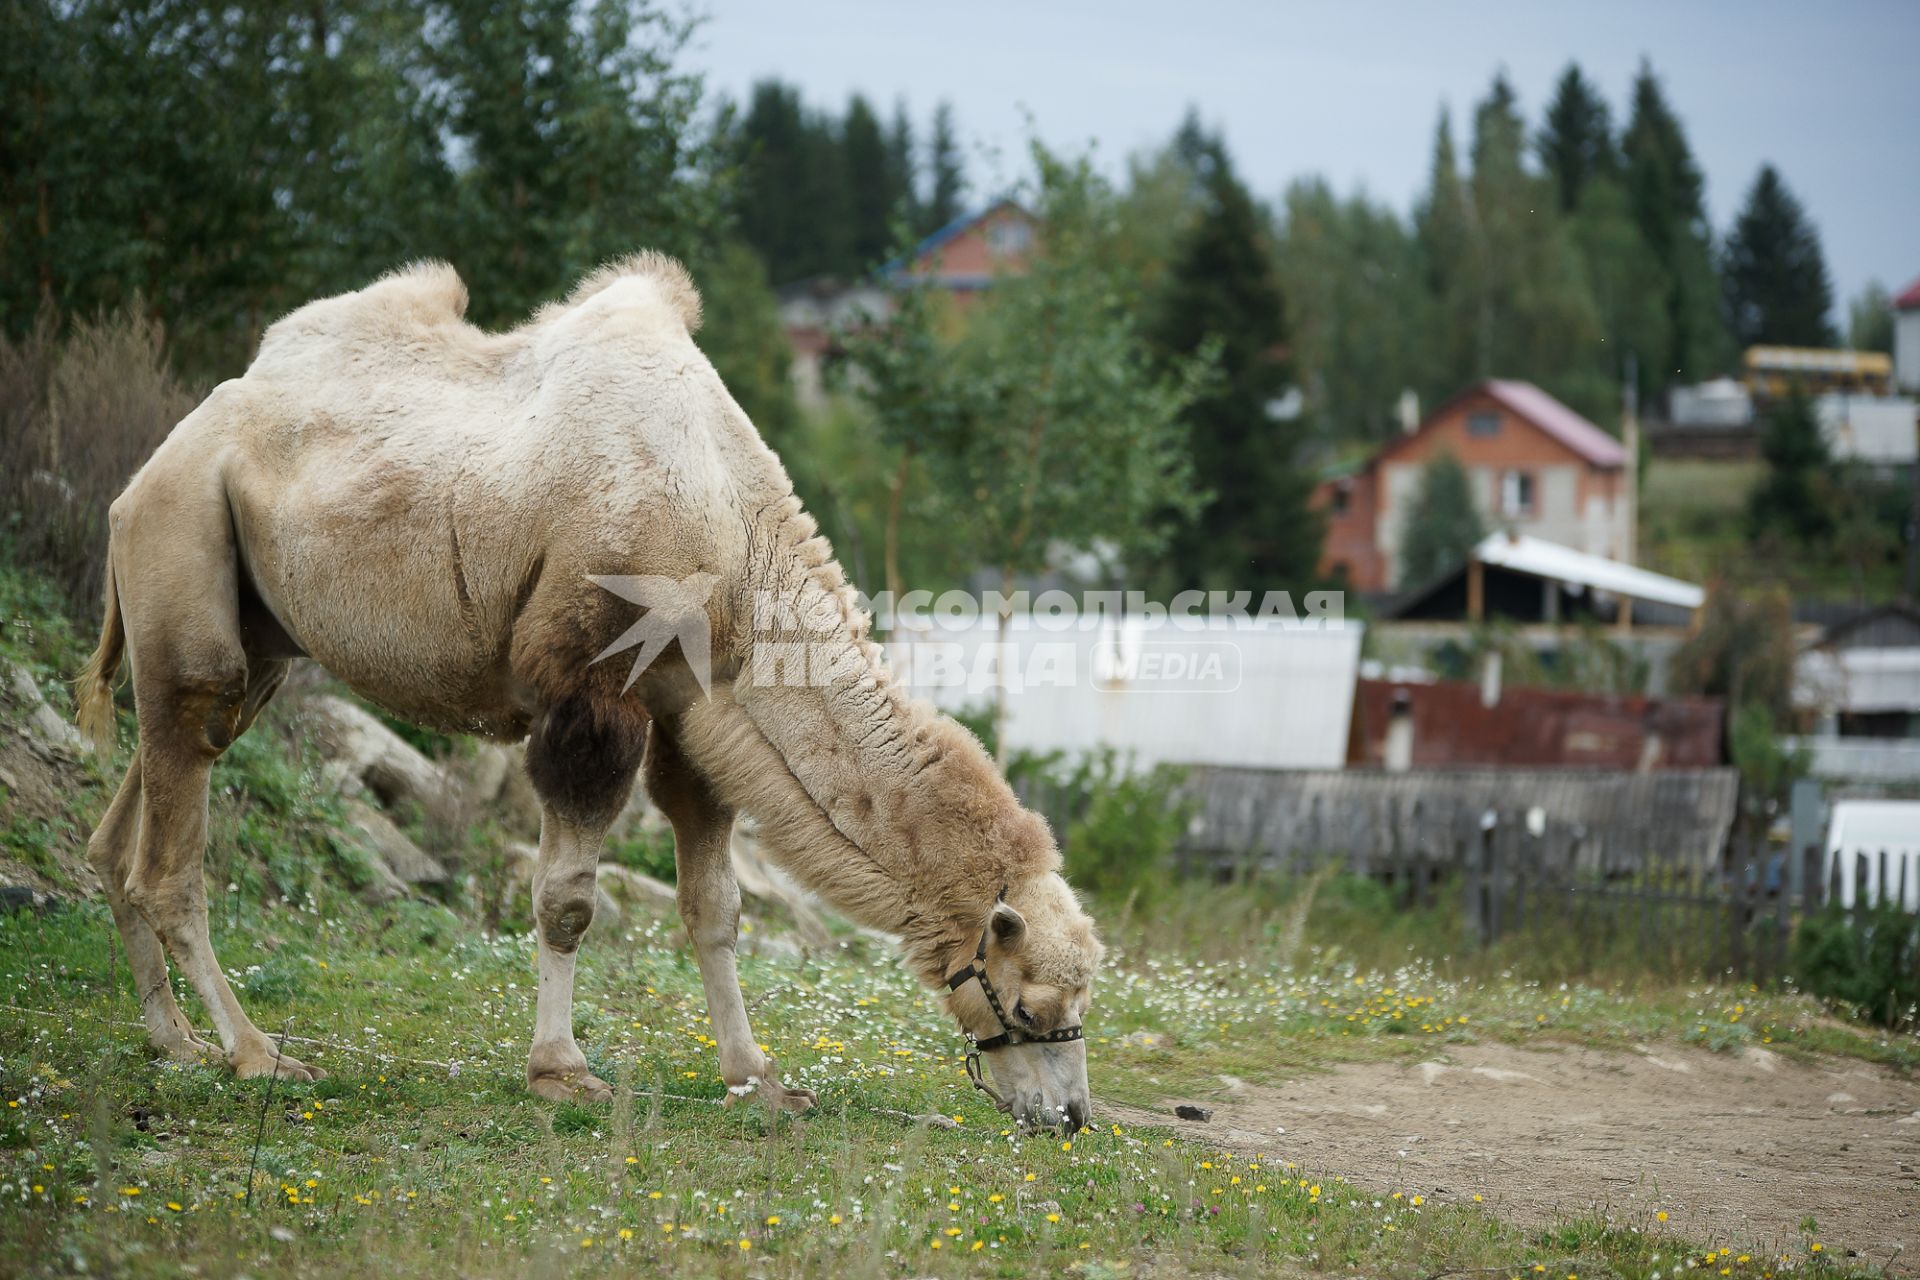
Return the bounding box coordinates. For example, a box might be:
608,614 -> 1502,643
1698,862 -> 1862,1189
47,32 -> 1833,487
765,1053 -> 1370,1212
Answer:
987,1039 -> 1092,1135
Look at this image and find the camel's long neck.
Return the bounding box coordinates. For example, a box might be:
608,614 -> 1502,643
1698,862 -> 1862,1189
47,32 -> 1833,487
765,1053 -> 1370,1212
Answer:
673,495 -> 1056,983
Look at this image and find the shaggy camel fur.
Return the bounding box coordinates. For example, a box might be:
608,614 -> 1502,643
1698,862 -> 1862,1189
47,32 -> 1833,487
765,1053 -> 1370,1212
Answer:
75,253 -> 1102,1128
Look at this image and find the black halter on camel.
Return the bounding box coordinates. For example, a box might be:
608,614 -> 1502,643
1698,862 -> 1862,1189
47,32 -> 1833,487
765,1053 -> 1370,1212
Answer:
944,889 -> 1084,1114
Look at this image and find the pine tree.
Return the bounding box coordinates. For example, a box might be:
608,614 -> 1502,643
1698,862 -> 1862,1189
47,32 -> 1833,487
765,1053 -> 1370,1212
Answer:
1749,391 -> 1833,544
1621,61 -> 1730,388
1420,75 -> 1611,420
1151,125 -> 1320,591
842,95 -> 894,270
1722,164 -> 1836,349
1398,451 -> 1486,585
923,101 -> 966,233
1537,64 -> 1618,213
732,80 -> 851,282
886,101 -> 920,235
1414,107 -> 1473,400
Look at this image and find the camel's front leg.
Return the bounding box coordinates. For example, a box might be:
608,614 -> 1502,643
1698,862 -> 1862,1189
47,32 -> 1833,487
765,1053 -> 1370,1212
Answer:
521,695 -> 647,1104
645,721 -> 816,1113
525,807 -> 618,1102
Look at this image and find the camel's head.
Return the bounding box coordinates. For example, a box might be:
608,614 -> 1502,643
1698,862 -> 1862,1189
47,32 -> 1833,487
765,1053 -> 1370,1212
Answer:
944,872 -> 1103,1134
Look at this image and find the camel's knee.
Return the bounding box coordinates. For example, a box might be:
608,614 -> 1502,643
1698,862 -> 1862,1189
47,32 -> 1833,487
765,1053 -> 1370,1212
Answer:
535,873 -> 597,953
676,876 -> 739,952
141,660 -> 250,758
124,874 -> 201,946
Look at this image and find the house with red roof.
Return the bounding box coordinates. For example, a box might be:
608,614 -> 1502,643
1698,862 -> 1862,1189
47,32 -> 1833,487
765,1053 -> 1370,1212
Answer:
776,200 -> 1040,406
1313,380 -> 1632,593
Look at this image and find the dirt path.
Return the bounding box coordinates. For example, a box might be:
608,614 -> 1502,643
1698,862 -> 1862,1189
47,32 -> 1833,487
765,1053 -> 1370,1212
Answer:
1108,1040 -> 1920,1267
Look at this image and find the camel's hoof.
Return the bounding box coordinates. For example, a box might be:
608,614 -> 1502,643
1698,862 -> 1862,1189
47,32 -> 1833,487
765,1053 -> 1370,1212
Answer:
724,1066 -> 817,1114
529,1071 -> 613,1104
152,1032 -> 221,1067
232,1047 -> 325,1084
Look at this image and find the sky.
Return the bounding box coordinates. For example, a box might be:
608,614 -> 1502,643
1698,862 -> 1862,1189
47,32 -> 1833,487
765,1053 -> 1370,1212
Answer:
688,0 -> 1920,326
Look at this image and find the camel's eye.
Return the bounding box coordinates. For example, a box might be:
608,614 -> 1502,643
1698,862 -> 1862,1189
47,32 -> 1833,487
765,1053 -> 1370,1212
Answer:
1014,1000 -> 1035,1027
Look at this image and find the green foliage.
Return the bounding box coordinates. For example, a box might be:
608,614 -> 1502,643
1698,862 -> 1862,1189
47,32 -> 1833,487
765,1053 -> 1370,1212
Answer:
1622,61 -> 1733,392
923,102 -> 966,234
1670,582 -> 1798,718
605,825 -> 679,883
1415,79 -> 1618,424
1059,752 -> 1193,905
1150,117 -> 1317,591
1749,391 -> 1834,544
1722,165 -> 1836,349
1398,450 -> 1485,586
1727,700 -> 1808,827
692,239 -> 803,444
1006,748 -> 1192,906
1846,281 -> 1894,354
846,143 -> 1210,598
1536,64 -> 1619,213
1274,178 -> 1431,445
425,0 -> 719,329
728,80 -> 957,283
1793,905 -> 1920,1029
2,0 -> 719,377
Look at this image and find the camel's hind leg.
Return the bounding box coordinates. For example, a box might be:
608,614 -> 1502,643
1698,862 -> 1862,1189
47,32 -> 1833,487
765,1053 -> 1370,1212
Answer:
644,719 -> 816,1113
87,752 -> 217,1064
123,656 -> 312,1081
109,470 -> 315,1081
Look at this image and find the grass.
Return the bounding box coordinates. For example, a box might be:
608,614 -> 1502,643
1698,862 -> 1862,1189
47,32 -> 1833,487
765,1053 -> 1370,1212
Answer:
0,875 -> 1905,1279
0,562 -> 1909,1277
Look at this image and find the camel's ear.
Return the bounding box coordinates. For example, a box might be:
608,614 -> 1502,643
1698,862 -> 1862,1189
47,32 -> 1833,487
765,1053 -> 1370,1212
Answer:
989,901 -> 1027,950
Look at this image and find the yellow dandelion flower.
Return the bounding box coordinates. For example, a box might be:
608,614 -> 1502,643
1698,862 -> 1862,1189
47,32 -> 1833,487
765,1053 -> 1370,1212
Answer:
765,1215 -> 780,1226
1657,1211 -> 1668,1222
618,1228 -> 633,1241
737,1239 -> 751,1251
829,1214 -> 842,1225
1046,1213 -> 1061,1223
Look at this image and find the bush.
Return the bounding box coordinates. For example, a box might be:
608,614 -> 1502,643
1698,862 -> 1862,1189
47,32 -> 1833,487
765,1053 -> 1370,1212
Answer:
1007,747 -> 1192,905
1792,905 -> 1920,1029
0,308 -> 197,611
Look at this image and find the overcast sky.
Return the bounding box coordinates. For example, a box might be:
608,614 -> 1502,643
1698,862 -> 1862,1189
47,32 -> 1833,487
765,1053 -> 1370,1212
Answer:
689,0 -> 1919,325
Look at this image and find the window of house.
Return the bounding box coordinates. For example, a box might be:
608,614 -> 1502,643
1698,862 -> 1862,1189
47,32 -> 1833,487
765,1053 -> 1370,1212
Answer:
987,219 -> 1032,257
1467,410 -> 1500,437
1501,470 -> 1535,517
1331,484 -> 1350,516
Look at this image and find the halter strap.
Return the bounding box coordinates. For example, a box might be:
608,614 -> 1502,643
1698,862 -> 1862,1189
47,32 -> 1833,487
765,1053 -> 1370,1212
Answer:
943,894 -> 1086,1059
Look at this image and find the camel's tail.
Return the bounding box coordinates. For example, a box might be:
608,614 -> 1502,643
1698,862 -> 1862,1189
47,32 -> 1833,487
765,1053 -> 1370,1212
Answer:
74,551 -> 125,756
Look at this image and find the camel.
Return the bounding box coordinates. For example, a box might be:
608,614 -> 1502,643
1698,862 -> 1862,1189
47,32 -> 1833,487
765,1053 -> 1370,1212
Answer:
73,253 -> 1101,1131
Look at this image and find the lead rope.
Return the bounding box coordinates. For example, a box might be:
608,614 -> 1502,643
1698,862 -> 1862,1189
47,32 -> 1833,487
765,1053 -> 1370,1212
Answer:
964,1049 -> 1013,1113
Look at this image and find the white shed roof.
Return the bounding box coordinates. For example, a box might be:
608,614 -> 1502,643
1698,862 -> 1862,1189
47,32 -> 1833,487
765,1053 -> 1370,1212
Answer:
1473,533 -> 1706,610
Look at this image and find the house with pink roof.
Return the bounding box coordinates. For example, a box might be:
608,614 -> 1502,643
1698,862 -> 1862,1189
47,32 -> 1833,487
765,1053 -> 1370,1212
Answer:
1314,380 -> 1633,592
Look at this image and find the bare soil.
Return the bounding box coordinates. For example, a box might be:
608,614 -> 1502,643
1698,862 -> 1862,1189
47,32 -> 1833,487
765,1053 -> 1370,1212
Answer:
1110,1040 -> 1920,1266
